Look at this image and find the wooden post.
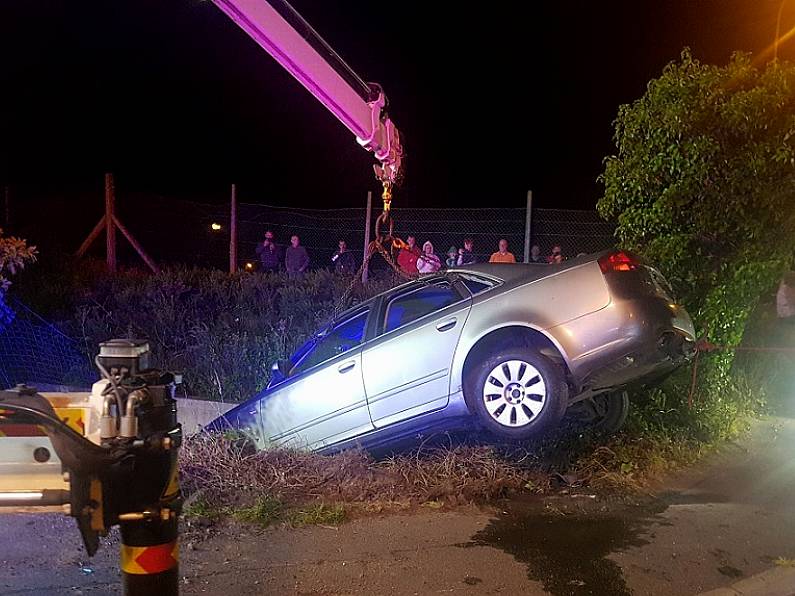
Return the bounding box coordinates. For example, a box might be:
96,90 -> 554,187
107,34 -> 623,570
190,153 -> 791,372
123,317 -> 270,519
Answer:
76,216 -> 107,258
76,173 -> 159,274
229,183 -> 238,274
112,215 -> 160,274
523,190 -> 533,263
361,190 -> 372,284
105,173 -> 117,273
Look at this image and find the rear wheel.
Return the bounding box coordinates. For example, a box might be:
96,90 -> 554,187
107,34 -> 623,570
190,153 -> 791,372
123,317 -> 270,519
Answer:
566,390 -> 629,436
465,347 -> 567,440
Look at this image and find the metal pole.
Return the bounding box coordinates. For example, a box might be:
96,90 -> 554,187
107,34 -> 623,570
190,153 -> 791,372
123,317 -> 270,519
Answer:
362,190 -> 372,284
523,190 -> 533,263
230,183 -> 238,274
106,173 -> 117,273
120,510 -> 179,595
119,385 -> 181,596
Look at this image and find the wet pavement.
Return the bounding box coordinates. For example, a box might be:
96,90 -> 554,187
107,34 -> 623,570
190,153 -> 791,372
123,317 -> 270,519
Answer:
2,417 -> 795,595
467,415 -> 795,596
467,506 -> 655,595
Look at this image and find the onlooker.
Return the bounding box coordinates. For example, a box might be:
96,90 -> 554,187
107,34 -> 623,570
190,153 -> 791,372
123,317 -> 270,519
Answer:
256,230 -> 281,273
285,235 -> 310,278
417,241 -> 442,273
397,235 -> 422,275
489,239 -> 516,263
445,246 -> 458,268
457,238 -> 477,266
777,272 -> 795,321
530,244 -> 545,263
547,245 -> 564,264
331,240 -> 356,275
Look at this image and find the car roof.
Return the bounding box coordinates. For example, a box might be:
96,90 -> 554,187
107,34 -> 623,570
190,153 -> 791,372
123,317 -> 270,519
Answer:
451,252 -> 602,281
330,252 -> 607,323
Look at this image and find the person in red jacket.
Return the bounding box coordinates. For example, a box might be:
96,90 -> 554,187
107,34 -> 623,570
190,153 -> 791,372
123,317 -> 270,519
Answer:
397,235 -> 421,275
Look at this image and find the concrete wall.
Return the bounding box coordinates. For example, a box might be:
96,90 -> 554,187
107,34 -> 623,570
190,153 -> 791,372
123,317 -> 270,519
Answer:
176,397 -> 235,436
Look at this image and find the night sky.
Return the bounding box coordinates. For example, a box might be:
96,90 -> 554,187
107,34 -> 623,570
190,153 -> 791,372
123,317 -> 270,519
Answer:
0,1 -> 791,210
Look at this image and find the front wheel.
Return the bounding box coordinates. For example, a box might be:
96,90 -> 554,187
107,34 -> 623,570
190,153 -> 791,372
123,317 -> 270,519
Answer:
465,347 -> 568,440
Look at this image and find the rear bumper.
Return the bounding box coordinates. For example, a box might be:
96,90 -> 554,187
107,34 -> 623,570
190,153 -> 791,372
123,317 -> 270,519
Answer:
583,327 -> 695,391
554,296 -> 695,392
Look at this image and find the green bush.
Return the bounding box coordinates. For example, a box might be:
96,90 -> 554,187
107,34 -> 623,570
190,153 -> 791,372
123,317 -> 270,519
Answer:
598,50 -> 795,435
58,265 -> 395,402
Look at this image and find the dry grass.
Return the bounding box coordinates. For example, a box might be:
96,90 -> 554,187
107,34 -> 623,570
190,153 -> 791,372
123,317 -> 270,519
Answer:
179,421 -> 731,525
180,433 -> 539,515
570,434 -> 711,493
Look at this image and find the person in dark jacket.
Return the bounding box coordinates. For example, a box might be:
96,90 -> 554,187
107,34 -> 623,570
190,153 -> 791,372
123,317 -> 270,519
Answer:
457,238 -> 477,266
285,235 -> 310,278
255,230 -> 281,272
530,245 -> 545,263
331,240 -> 356,275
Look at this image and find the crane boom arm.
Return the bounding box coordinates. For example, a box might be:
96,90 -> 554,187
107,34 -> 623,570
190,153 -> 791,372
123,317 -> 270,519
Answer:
211,0 -> 404,185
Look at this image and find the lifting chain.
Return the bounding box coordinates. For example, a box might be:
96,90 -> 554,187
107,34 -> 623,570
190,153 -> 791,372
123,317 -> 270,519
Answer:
372,180 -> 414,276
330,181 -> 416,320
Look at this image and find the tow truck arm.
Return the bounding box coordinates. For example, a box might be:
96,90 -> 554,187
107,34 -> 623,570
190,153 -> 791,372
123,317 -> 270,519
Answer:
212,0 -> 404,186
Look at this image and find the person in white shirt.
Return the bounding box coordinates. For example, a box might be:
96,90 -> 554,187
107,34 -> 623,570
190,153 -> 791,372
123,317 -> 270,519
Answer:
416,241 -> 441,274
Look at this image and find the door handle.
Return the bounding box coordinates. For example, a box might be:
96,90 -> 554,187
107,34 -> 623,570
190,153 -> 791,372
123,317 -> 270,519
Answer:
338,361 -> 356,373
436,319 -> 457,332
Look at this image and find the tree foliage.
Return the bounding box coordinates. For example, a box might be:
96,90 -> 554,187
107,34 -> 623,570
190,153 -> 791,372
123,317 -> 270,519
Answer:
599,50 -> 795,357
0,228 -> 36,326
0,228 -> 36,291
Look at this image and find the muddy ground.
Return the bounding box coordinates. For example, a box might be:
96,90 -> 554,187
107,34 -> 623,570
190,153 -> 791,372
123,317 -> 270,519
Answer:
2,417 -> 795,595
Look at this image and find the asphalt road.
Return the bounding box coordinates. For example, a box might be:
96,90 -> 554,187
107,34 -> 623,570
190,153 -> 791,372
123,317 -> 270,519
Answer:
2,416 -> 795,595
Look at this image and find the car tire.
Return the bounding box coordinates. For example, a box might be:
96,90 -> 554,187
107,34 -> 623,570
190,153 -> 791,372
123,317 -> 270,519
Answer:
566,390 -> 629,436
591,390 -> 629,436
465,347 -> 568,440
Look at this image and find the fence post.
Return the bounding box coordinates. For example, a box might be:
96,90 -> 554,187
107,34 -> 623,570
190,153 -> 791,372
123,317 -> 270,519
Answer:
229,184 -> 237,274
105,173 -> 117,273
362,191 -> 372,284
523,190 -> 533,263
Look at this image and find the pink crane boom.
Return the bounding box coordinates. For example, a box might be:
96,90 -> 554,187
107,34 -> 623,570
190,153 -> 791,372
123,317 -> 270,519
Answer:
211,0 -> 404,186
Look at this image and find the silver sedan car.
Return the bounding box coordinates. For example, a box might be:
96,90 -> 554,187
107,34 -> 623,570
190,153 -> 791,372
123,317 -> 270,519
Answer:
209,250 -> 695,452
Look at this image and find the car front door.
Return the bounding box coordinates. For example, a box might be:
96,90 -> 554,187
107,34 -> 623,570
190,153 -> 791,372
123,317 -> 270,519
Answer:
362,278 -> 471,428
258,308 -> 373,450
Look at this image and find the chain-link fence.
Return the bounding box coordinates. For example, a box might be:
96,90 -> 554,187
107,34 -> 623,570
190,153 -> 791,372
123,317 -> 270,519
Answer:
1,190 -> 618,389
109,193 -> 615,271
0,296 -> 94,389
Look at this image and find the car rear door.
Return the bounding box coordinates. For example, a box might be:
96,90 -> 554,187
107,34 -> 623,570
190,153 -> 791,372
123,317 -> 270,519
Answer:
259,307 -> 374,450
362,278 -> 471,428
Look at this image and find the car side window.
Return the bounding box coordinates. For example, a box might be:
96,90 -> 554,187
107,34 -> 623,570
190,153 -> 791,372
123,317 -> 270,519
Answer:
459,274 -> 497,296
292,310 -> 368,375
383,282 -> 463,333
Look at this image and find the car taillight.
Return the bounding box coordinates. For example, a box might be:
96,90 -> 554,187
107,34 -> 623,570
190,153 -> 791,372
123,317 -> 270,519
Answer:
598,251 -> 641,273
